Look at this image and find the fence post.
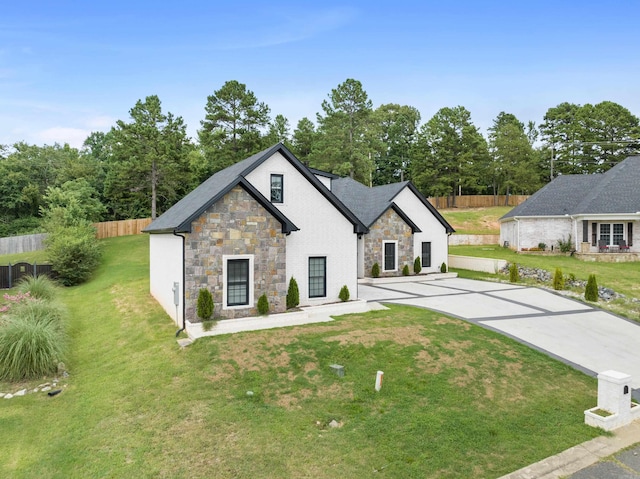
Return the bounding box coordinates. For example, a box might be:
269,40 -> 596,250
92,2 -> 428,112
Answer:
8,263 -> 11,289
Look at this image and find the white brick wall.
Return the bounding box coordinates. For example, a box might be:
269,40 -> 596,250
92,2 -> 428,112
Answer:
247,152 -> 358,306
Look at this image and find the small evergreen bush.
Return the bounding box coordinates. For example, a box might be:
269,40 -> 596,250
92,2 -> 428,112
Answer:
553,268 -> 565,290
339,285 -> 350,302
414,257 -> 422,274
16,275 -> 58,301
372,262 -> 380,278
509,263 -> 519,283
286,277 -> 299,309
402,264 -> 410,276
257,293 -> 269,315
538,242 -> 547,251
196,288 -> 214,320
440,262 -> 447,273
585,274 -> 598,302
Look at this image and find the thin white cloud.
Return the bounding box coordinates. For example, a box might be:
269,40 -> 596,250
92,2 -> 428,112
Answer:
86,115 -> 116,129
215,6 -> 357,50
37,127 -> 91,149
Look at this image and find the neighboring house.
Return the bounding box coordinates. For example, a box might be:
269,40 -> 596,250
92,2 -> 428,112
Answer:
144,143 -> 453,326
500,155 -> 640,254
331,177 -> 454,277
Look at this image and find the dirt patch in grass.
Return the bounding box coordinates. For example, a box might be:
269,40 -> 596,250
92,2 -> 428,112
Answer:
323,325 -> 431,347
434,316 -> 471,330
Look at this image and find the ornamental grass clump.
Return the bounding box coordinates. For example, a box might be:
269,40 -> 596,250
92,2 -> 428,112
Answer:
0,299 -> 68,381
16,275 -> 58,301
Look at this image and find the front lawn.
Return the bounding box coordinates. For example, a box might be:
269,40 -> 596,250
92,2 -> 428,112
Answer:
0,235 -> 603,478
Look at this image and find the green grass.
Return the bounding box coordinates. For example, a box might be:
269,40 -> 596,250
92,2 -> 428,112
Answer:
0,235 -> 604,478
440,206 -> 512,234
450,245 -> 640,320
0,249 -> 49,265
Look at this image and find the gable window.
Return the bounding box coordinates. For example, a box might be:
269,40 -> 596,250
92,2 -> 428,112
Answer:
309,257 -> 326,298
270,174 -> 283,203
421,242 -> 431,268
383,241 -> 397,272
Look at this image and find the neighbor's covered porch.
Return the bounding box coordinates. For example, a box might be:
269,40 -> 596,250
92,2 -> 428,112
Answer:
574,216 -> 639,256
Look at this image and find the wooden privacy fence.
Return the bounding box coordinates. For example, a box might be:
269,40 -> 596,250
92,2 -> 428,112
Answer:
428,195 -> 529,208
93,218 -> 153,239
0,262 -> 55,289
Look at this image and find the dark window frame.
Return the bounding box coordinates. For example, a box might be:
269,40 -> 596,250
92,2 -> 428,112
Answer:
227,258 -> 249,306
270,174 -> 284,203
308,257 -> 326,298
421,242 -> 432,268
383,241 -> 396,271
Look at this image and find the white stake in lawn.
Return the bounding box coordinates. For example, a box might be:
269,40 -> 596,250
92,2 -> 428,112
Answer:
375,370 -> 384,392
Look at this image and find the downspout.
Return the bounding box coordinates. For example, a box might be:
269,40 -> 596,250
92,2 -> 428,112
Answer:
173,231 -> 187,337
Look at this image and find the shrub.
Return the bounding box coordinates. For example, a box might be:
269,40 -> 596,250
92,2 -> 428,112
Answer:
440,262 -> 447,273
372,262 -> 380,278
557,235 -> 573,253
414,257 -> 422,274
0,302 -> 68,381
257,293 -> 269,315
585,274 -> 598,302
339,285 -> 350,302
286,277 -> 299,309
509,263 -> 519,283
196,288 -> 214,320
45,223 -> 101,286
402,264 -> 410,276
538,242 -> 547,251
553,268 -> 565,290
16,275 -> 58,301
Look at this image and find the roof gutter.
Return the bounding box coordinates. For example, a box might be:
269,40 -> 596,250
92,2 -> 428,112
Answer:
172,230 -> 187,337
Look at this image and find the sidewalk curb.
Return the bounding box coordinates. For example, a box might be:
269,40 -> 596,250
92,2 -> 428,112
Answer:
498,420 -> 640,479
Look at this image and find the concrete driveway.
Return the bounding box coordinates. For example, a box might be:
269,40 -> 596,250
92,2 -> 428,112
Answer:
358,277 -> 640,391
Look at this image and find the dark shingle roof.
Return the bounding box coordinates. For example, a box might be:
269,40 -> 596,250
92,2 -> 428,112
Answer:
502,155 -> 640,220
331,178 -> 411,228
331,177 -> 455,234
144,143 -> 367,234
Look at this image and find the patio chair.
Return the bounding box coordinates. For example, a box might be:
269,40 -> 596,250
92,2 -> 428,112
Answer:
598,240 -> 609,253
619,239 -> 630,252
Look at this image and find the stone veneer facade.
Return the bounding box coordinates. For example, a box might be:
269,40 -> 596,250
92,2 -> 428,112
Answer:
184,186 -> 287,320
364,208 -> 413,277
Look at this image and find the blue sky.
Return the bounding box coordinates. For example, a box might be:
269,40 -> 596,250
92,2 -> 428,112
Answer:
2,1 -> 639,148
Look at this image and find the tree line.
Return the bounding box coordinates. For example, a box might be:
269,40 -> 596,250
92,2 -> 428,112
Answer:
1,78 -> 639,237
